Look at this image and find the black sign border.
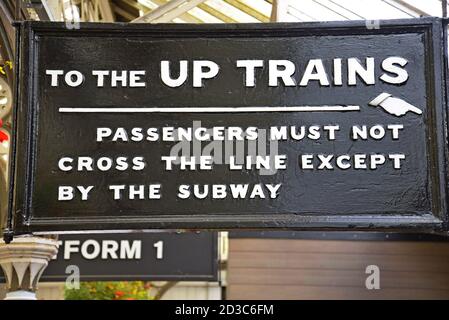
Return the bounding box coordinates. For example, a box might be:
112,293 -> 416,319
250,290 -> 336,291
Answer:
5,18 -> 449,237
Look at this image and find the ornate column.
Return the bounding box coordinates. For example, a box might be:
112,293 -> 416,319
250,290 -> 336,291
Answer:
0,236 -> 59,300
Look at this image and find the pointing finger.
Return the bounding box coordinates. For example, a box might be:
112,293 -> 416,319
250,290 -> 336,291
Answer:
406,104 -> 422,115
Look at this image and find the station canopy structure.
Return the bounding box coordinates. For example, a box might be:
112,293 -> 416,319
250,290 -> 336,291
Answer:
0,0 -> 446,25
0,0 -> 446,67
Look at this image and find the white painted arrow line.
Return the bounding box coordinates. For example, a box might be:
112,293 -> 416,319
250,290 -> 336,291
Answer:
58,105 -> 361,113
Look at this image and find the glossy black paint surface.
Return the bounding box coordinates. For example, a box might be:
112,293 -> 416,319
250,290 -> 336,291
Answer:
5,19 -> 449,236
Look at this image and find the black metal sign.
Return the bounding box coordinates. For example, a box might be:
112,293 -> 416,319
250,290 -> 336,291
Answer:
5,18 -> 449,236
0,232 -> 218,282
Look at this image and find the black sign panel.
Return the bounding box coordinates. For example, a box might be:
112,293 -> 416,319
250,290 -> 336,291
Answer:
6,18 -> 449,235
0,232 -> 218,282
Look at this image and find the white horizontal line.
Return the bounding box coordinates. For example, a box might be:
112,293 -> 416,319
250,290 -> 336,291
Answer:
58,105 -> 360,113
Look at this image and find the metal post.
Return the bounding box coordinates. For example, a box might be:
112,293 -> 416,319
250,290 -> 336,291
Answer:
15,0 -> 20,21
270,0 -> 289,22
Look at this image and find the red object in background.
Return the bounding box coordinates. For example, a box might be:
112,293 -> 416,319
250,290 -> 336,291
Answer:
0,119 -> 8,142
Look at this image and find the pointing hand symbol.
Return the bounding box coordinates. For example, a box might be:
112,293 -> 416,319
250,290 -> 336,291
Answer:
369,93 -> 422,117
